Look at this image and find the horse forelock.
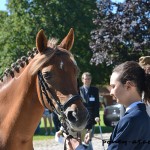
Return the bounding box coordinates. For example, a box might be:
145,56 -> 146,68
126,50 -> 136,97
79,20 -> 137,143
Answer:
29,49 -> 56,75
47,38 -> 59,48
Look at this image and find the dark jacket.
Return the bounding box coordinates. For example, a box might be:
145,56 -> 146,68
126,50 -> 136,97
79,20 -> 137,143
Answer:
80,86 -> 100,129
108,103 -> 150,150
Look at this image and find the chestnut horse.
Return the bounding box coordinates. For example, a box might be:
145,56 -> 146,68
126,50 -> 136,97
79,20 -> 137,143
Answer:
0,29 -> 89,150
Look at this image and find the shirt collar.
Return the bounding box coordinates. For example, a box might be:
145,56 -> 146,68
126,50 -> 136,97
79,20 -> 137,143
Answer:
126,101 -> 142,112
83,85 -> 90,89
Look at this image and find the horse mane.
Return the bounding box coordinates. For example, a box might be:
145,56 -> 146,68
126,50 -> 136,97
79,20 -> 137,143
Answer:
0,38 -> 59,85
0,38 -> 77,86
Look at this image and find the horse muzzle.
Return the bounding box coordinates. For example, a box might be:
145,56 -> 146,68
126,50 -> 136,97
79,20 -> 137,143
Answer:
63,95 -> 89,131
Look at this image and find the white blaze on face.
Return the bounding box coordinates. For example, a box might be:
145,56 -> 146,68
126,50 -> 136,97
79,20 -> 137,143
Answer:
59,54 -> 78,70
60,61 -> 64,69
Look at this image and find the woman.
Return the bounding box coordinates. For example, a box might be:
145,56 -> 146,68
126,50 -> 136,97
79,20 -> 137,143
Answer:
108,61 -> 150,150
65,61 -> 150,150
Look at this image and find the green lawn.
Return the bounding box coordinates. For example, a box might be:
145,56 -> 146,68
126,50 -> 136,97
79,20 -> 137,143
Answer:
33,110 -> 113,140
95,110 -> 113,133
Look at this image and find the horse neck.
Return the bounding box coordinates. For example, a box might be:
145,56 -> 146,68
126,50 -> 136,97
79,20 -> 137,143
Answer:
0,62 -> 44,144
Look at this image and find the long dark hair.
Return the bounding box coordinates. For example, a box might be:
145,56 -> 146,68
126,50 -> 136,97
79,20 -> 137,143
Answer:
113,61 -> 150,103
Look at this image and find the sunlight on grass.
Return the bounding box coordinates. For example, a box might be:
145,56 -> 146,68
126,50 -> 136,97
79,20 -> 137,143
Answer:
33,135 -> 54,140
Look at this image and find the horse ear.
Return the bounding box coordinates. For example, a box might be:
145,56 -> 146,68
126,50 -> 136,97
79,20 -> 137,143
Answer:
59,28 -> 74,51
36,29 -> 48,53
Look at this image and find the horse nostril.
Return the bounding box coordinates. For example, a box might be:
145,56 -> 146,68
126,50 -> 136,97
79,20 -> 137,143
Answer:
67,111 -> 78,122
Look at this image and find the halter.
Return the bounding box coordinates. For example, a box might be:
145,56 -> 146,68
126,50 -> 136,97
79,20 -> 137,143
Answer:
37,70 -> 82,130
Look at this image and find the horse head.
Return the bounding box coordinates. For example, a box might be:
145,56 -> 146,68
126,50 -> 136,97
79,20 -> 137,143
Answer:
35,29 -> 89,132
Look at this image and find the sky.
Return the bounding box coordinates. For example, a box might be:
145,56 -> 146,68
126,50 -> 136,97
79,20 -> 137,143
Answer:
0,0 -> 7,11
0,0 -> 125,11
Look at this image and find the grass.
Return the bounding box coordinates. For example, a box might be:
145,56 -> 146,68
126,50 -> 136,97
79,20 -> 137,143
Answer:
95,110 -> 113,133
33,110 -> 113,141
33,118 -> 55,140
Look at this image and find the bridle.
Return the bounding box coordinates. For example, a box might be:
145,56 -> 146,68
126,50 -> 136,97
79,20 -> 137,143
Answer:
38,70 -> 82,133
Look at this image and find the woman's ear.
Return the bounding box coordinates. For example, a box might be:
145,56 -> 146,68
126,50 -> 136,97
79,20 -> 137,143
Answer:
125,81 -> 135,89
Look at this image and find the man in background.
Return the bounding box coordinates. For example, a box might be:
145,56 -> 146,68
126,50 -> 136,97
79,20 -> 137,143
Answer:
79,72 -> 100,149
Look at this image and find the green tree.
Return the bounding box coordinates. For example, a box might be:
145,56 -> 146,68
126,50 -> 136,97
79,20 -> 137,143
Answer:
0,11 -> 10,75
1,0 -> 105,85
0,1 -> 35,74
90,0 -> 150,66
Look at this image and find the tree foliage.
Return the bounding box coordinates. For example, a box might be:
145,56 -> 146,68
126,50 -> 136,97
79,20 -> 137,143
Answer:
0,0 -> 105,84
90,0 -> 150,66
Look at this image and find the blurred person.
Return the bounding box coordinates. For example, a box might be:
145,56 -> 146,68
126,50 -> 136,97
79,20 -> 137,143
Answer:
43,108 -> 54,135
139,56 -> 150,116
139,56 -> 150,74
52,111 -> 61,132
79,72 -> 100,149
99,95 -> 106,109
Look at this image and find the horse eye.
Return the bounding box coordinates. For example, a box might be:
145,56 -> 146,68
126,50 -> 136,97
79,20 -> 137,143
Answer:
43,72 -> 52,80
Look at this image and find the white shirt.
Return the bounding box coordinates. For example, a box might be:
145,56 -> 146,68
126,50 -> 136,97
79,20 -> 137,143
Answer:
83,86 -> 89,93
146,102 -> 150,117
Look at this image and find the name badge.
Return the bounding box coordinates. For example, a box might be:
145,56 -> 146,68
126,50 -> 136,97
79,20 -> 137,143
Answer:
89,97 -> 95,101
